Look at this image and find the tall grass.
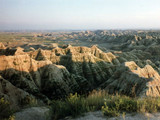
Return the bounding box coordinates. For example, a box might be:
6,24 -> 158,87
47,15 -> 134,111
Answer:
86,90 -> 108,110
50,90 -> 160,120
102,95 -> 160,117
51,93 -> 89,120
50,90 -> 107,120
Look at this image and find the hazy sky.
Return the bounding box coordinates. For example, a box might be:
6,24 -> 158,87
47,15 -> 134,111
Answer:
0,0 -> 160,30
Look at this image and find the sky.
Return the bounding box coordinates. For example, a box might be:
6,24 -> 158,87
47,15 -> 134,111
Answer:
0,0 -> 160,30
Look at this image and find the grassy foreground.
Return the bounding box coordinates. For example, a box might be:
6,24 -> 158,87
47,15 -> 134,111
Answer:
50,90 -> 160,120
2,90 -> 160,120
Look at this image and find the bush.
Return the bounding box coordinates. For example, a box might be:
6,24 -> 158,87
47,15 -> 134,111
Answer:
0,98 -> 12,119
20,95 -> 38,107
51,90 -> 160,119
51,93 -> 89,120
102,95 -> 160,117
101,95 -> 137,117
51,90 -> 114,119
86,90 -> 107,110
102,102 -> 120,117
137,97 -> 160,113
66,93 -> 88,116
51,100 -> 69,120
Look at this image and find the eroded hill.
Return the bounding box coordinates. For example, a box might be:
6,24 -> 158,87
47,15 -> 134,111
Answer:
1,39 -> 160,112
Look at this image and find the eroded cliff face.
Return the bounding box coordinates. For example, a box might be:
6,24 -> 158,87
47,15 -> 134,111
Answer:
28,45 -> 118,87
1,43 -> 160,109
102,61 -> 160,97
0,54 -> 82,100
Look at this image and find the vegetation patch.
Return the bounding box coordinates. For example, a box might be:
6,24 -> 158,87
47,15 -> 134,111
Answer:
50,90 -> 113,119
50,90 -> 160,120
0,98 -> 13,119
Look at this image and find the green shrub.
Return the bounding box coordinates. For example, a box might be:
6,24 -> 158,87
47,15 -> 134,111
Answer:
102,102 -> 120,117
86,90 -> 107,110
101,95 -> 137,117
102,95 -> 160,117
50,90 -> 160,119
66,93 -> 88,116
51,93 -> 89,120
8,115 -> 15,120
137,97 -> 160,113
20,95 -> 38,107
51,100 -> 69,120
0,98 -> 12,119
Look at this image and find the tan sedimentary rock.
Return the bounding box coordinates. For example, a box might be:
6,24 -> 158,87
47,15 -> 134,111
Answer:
0,42 -> 6,49
0,53 -> 85,100
103,61 -> 160,97
27,45 -> 118,87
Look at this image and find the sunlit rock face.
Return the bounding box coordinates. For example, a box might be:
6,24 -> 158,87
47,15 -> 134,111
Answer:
0,54 -> 80,100
0,42 -> 6,49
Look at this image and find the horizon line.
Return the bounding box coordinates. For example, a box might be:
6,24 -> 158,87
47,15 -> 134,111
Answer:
1,28 -> 160,32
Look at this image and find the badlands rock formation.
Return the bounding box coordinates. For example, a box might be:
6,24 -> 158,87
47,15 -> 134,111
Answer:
0,75 -> 34,109
0,41 -> 160,110
102,61 -> 160,97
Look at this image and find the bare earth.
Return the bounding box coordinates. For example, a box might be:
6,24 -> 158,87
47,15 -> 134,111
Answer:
14,107 -> 50,120
65,111 -> 160,120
